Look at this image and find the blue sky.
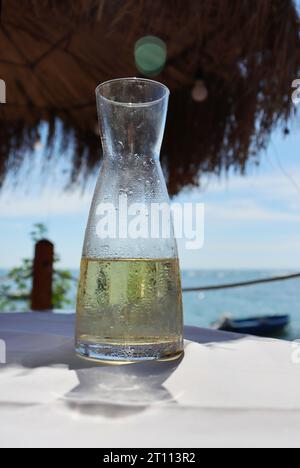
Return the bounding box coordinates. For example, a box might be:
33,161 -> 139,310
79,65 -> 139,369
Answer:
0,116 -> 299,271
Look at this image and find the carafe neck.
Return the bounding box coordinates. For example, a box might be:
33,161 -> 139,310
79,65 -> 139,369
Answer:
96,78 -> 169,162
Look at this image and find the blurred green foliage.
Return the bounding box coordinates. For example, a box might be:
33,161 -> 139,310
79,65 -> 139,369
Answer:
0,223 -> 74,311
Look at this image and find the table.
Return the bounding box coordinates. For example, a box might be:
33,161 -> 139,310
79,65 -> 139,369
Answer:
0,312 -> 300,448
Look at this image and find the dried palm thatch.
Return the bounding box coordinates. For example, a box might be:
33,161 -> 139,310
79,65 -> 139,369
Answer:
0,0 -> 299,194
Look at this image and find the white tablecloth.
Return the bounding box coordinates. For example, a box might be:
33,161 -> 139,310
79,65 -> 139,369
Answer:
0,312 -> 299,448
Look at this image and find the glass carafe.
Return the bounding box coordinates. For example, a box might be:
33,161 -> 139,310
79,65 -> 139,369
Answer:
75,78 -> 183,363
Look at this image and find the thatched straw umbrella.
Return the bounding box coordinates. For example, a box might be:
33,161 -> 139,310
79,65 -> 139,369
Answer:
0,0 -> 299,194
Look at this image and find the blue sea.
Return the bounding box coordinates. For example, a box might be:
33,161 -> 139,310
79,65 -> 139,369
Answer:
181,270 -> 300,341
1,269 -> 300,341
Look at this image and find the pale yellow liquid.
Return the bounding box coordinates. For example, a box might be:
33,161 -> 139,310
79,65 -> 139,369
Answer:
75,258 -> 183,361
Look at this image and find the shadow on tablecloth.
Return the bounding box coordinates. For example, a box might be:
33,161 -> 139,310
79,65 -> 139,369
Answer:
15,326 -> 245,419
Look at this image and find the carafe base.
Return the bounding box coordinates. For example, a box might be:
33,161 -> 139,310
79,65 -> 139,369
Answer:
75,340 -> 184,364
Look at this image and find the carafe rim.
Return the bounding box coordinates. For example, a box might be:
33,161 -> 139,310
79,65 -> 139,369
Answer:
95,77 -> 169,108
